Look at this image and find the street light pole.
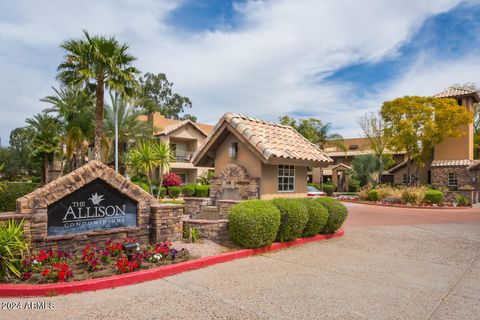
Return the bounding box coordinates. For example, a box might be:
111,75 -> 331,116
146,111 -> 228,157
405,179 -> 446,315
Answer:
115,100 -> 119,173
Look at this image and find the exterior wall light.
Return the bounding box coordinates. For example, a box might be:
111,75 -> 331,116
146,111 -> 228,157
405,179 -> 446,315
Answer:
229,143 -> 238,158
123,242 -> 138,261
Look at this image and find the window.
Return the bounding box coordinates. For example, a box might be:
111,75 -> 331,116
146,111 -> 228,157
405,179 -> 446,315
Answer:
448,172 -> 458,186
402,174 -> 415,184
278,165 -> 295,192
229,142 -> 238,158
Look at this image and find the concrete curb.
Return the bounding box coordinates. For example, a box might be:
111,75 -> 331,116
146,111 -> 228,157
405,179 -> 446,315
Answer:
0,229 -> 345,297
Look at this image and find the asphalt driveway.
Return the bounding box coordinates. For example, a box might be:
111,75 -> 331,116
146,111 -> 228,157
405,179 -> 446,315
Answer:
1,204 -> 480,320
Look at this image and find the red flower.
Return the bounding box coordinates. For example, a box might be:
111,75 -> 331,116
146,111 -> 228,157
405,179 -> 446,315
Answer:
42,269 -> 49,277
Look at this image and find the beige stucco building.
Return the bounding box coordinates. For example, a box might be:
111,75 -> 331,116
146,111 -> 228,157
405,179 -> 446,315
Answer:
193,113 -> 332,200
311,87 -> 480,192
138,113 -> 214,184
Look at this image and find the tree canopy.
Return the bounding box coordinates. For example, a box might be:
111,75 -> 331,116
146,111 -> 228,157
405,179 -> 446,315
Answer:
381,96 -> 473,179
137,73 -> 195,123
279,115 -> 343,148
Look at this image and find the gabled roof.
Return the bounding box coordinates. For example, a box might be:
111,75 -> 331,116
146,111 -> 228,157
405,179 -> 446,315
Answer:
433,87 -> 480,102
156,120 -> 209,137
193,113 -> 332,166
137,112 -> 214,136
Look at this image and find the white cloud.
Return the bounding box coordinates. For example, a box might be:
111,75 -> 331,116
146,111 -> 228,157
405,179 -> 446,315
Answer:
0,0 -> 475,145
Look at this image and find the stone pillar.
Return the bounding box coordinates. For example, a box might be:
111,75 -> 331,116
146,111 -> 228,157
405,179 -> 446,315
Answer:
150,203 -> 184,243
217,200 -> 240,219
183,197 -> 211,217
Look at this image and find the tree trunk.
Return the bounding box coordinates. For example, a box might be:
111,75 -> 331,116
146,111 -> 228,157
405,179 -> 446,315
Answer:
42,153 -> 48,185
147,112 -> 154,134
94,77 -> 105,161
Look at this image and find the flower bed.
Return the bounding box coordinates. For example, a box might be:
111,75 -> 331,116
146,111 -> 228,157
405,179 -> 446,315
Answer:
0,230 -> 344,297
336,196 -> 468,209
7,239 -> 190,284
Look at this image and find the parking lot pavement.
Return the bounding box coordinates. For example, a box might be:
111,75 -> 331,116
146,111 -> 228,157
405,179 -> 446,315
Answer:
1,220 -> 480,320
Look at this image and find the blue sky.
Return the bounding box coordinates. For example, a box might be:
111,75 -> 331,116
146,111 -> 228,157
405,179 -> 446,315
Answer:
1,0 -> 480,146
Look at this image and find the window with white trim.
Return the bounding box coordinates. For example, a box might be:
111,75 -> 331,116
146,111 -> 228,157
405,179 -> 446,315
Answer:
278,165 -> 295,192
448,172 -> 458,186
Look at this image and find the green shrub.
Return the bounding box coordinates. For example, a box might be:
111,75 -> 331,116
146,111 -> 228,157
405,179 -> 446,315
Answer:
0,182 -> 37,212
401,186 -> 426,204
133,181 -> 150,193
348,179 -> 360,192
369,189 -> 379,201
183,227 -> 199,243
195,185 -> 210,197
159,187 -> 167,199
308,183 -> 321,190
228,200 -> 281,248
314,197 -> 348,234
271,198 -> 309,242
30,177 -> 41,184
424,190 -> 444,204
455,194 -> 470,206
0,218 -> 29,280
298,198 -> 328,237
168,186 -> 181,199
322,184 -> 335,196
182,184 -> 196,197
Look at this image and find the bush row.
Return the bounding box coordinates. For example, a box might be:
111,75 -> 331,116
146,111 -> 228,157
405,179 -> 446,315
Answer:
228,197 -> 347,248
359,185 -> 445,205
0,182 -> 38,212
307,183 -> 335,196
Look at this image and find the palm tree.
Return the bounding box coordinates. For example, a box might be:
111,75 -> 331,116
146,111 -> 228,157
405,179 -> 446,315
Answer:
351,154 -> 382,187
126,141 -> 158,193
153,140 -> 175,198
25,114 -> 62,184
57,30 -> 140,161
42,86 -> 95,170
104,92 -> 152,173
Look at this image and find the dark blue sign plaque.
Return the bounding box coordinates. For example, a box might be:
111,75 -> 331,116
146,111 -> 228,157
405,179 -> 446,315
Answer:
47,179 -> 137,236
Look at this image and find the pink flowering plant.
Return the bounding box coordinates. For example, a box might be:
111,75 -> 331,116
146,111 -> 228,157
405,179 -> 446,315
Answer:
162,173 -> 182,187
13,239 -> 190,284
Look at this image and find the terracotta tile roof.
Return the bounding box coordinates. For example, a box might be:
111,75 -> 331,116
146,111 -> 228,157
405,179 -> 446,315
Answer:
326,149 -> 405,157
195,113 -> 332,164
433,87 -> 480,102
156,120 -> 209,137
431,159 -> 476,167
137,112 -> 215,135
320,163 -> 351,176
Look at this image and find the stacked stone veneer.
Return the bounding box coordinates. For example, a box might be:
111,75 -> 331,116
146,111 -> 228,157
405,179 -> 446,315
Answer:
431,165 -> 480,204
210,164 -> 260,201
183,218 -> 229,242
14,160 -> 184,251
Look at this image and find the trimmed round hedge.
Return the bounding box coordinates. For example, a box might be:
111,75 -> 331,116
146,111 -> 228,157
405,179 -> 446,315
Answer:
424,189 -> 444,204
314,197 -> 348,234
322,184 -> 335,196
271,198 -> 308,242
298,198 -> 329,237
228,200 -> 281,248
369,189 -> 379,201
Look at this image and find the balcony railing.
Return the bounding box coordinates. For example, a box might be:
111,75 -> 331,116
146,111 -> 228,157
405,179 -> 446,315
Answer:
173,150 -> 194,162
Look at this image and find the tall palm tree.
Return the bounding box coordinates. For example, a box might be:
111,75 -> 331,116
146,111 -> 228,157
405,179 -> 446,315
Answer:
57,30 -> 140,161
104,92 -> 152,173
25,114 -> 62,184
153,140 -> 175,198
42,86 -> 95,170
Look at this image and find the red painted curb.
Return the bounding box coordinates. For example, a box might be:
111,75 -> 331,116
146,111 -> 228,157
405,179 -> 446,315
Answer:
0,230 -> 344,297
339,199 -> 469,209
